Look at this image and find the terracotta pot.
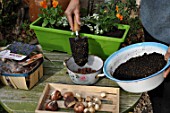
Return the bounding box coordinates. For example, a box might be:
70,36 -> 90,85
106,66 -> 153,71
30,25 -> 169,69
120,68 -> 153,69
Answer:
28,0 -> 70,22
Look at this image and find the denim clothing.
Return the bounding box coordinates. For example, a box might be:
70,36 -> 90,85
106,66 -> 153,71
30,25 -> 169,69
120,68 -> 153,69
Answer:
144,28 -> 170,113
140,0 -> 170,45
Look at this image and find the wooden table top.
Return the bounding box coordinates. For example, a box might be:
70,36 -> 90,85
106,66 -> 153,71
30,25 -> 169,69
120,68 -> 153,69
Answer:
0,50 -> 142,113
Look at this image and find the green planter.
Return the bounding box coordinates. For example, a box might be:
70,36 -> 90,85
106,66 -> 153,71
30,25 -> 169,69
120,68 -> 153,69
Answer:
30,17 -> 130,59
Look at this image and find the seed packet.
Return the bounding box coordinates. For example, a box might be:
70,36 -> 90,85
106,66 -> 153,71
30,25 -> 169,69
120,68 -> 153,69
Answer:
7,41 -> 37,55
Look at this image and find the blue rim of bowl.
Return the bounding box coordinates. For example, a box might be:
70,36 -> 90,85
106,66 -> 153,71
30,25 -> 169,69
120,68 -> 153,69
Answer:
103,42 -> 170,83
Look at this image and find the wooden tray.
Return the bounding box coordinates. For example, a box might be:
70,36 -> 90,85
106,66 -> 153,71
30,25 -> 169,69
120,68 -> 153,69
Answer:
35,83 -> 120,113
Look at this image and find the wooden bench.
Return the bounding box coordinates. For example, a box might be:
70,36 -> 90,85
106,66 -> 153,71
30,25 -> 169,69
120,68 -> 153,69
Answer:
0,50 -> 141,113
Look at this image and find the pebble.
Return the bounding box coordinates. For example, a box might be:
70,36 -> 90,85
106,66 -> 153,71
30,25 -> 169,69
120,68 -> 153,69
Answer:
133,92 -> 153,113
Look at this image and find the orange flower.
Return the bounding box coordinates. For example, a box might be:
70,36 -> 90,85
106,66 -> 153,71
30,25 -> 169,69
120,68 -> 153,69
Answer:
40,0 -> 47,9
116,13 -> 123,21
52,0 -> 58,8
119,15 -> 123,21
116,13 -> 121,18
116,5 -> 119,12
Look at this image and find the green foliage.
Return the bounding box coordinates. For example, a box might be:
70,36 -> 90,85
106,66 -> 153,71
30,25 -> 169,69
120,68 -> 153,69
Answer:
127,17 -> 142,36
0,0 -> 21,45
0,39 -> 7,47
94,1 -> 120,32
0,0 -> 20,46
16,20 -> 37,43
0,0 -> 20,29
82,0 -> 142,37
0,105 -> 7,113
120,0 -> 142,37
82,0 -> 131,34
38,0 -> 68,28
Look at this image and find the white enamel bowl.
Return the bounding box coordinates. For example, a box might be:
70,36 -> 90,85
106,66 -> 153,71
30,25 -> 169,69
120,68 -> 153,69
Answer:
103,42 -> 170,93
64,55 -> 104,85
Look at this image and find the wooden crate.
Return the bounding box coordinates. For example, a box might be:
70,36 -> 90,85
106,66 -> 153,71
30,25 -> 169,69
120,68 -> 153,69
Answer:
36,83 -> 120,113
0,62 -> 43,90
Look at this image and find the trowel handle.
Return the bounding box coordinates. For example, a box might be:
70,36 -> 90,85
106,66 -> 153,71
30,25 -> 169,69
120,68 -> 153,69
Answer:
74,16 -> 80,32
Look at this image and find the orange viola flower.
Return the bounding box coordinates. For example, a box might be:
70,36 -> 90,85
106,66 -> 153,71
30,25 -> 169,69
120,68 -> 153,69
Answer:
52,0 -> 59,8
116,13 -> 123,21
116,13 -> 121,18
40,0 -> 47,9
119,15 -> 123,21
116,5 -> 119,12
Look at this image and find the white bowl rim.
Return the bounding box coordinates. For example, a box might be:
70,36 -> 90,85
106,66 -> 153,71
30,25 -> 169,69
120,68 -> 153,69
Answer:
65,55 -> 104,75
103,42 -> 170,83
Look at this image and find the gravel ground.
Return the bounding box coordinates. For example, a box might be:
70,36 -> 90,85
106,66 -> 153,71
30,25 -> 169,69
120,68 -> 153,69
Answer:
133,92 -> 153,113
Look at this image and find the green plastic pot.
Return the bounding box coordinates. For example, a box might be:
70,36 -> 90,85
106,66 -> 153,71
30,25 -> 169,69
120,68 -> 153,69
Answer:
30,17 -> 130,59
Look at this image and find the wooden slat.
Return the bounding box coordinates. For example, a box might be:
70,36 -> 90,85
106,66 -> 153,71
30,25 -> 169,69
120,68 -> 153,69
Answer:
10,77 -> 28,90
50,83 -> 119,94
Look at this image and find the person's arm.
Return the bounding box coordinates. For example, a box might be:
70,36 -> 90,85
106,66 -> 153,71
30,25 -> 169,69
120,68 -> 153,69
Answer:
164,46 -> 170,78
64,0 -> 81,31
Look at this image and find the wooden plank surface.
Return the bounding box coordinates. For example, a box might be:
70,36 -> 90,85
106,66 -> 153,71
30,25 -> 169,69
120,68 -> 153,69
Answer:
0,50 -> 142,113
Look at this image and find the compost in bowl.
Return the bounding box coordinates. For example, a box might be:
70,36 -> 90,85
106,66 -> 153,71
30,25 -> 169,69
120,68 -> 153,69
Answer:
64,55 -> 104,85
103,42 -> 170,93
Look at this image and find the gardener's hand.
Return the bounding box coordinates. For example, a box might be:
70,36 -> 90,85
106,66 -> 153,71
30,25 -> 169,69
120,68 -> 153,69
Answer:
65,0 -> 81,31
164,46 -> 170,78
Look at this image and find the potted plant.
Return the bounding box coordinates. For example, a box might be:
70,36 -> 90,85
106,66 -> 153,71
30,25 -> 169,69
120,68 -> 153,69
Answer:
30,0 -> 131,59
30,0 -> 72,53
80,0 -> 131,59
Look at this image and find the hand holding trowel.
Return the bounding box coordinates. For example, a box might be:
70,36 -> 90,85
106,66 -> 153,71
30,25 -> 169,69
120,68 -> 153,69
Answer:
69,16 -> 89,66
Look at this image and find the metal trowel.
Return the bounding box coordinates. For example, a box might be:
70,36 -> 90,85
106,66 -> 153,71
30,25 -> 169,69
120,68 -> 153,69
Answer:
69,17 -> 88,66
